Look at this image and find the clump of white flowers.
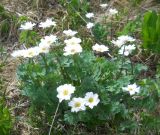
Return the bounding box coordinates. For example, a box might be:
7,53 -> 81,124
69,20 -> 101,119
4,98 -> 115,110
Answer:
39,18 -> 56,29
111,35 -> 136,56
100,3 -> 108,8
63,37 -> 82,56
109,8 -> 118,15
11,47 -> 40,58
11,34 -> 57,58
85,13 -> 94,19
20,22 -> 36,30
112,35 -> 135,48
68,92 -> 100,112
122,83 -> 140,95
92,43 -> 109,53
86,22 -> 94,29
55,83 -> 100,113
63,29 -> 77,37
57,84 -> 75,102
84,92 -> 100,109
38,35 -> 57,54
118,44 -> 136,56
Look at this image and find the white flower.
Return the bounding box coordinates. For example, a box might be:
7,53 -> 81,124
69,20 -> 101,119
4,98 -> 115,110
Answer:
86,22 -> 94,29
11,49 -> 27,58
63,29 -> 78,37
38,43 -> 50,54
119,44 -> 136,56
68,97 -> 86,112
122,83 -> 140,95
86,13 -> 94,19
57,84 -> 75,102
63,44 -> 82,56
23,47 -> 40,58
64,37 -> 81,46
39,18 -> 56,28
109,8 -> 118,15
111,40 -> 124,48
84,92 -> 100,109
112,35 -> 136,47
40,35 -> 57,46
92,43 -> 109,52
20,22 -> 36,30
118,35 -> 135,42
100,3 -> 108,8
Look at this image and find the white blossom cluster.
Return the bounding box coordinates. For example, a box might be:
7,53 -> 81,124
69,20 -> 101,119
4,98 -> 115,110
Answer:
85,12 -> 95,29
63,29 -> 83,56
112,35 -> 136,56
57,84 -> 100,112
11,35 -> 57,58
20,18 -> 56,30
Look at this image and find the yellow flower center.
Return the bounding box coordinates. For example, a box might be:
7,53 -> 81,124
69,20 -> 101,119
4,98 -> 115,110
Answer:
28,51 -> 34,56
71,49 -> 76,53
75,102 -> 81,107
128,87 -> 133,91
71,42 -> 76,45
88,97 -> 94,103
63,89 -> 69,96
42,47 -> 46,51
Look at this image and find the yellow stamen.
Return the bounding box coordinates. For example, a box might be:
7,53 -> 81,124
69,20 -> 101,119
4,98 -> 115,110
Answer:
63,89 -> 69,96
75,102 -> 81,107
88,97 -> 94,103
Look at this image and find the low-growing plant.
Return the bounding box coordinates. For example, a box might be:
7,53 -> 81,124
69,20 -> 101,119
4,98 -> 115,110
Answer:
142,10 -> 160,53
11,3 -> 160,135
0,99 -> 12,135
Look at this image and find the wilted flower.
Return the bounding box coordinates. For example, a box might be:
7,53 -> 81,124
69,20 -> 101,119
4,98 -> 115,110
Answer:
118,44 -> 136,56
100,3 -> 108,8
63,29 -> 78,37
20,22 -> 36,30
39,18 -> 56,28
85,13 -> 94,19
64,37 -> 81,46
122,83 -> 140,95
68,97 -> 86,112
57,84 -> 75,102
86,22 -> 94,29
92,43 -> 109,52
63,44 -> 82,56
84,92 -> 100,109
109,8 -> 118,15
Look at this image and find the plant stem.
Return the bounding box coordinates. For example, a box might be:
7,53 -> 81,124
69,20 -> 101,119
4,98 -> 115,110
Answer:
48,102 -> 60,135
118,46 -> 126,78
40,54 -> 49,73
54,52 -> 70,81
129,56 -> 134,75
110,17 -> 113,40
